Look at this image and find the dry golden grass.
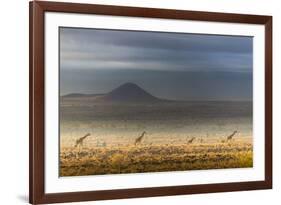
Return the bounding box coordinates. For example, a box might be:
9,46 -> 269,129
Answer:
60,137 -> 252,176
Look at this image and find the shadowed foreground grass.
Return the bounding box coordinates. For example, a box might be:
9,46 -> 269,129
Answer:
60,138 -> 252,176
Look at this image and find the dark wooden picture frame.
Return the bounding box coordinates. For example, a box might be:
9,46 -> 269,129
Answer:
29,1 -> 272,204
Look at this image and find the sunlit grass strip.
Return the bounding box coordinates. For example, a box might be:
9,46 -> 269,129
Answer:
60,139 -> 253,176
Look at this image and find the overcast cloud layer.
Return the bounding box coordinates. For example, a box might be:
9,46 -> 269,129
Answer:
60,27 -> 253,101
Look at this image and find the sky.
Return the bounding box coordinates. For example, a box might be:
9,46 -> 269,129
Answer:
60,27 -> 253,101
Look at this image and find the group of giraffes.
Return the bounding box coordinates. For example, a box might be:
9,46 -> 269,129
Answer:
74,131 -> 147,148
74,130 -> 238,149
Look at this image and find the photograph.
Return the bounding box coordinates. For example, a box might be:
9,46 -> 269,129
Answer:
59,27 -> 253,177
29,1 -> 272,203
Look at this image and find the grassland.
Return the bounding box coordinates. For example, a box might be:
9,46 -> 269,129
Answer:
59,100 -> 253,176
60,137 -> 252,176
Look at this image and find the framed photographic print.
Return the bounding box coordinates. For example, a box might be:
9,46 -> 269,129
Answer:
29,1 -> 272,204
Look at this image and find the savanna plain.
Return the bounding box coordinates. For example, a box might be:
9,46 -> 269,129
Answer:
60,98 -> 253,177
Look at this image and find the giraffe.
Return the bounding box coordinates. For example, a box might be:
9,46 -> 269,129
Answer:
134,131 -> 146,146
74,133 -> 91,148
187,137 -> 196,144
226,131 -> 238,141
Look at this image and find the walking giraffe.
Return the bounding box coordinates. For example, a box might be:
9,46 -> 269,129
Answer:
74,133 -> 91,148
226,131 -> 238,141
134,131 -> 146,146
187,137 -> 196,144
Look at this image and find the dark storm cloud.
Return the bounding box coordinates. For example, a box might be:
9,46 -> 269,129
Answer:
59,27 -> 253,100
60,28 -> 252,72
61,28 -> 252,54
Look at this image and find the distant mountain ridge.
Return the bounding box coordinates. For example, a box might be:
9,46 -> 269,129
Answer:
62,82 -> 163,103
62,93 -> 103,98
